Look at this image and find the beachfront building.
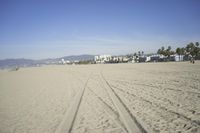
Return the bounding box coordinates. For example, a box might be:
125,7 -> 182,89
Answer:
65,60 -> 71,64
117,56 -> 129,63
148,54 -> 185,62
59,59 -> 71,65
95,55 -> 112,63
170,54 -> 184,61
95,54 -> 176,63
149,54 -> 165,62
138,56 -> 146,62
146,56 -> 151,62
131,56 -> 137,63
112,56 -> 119,62
58,58 -> 66,64
111,56 -> 130,63
122,56 -> 129,62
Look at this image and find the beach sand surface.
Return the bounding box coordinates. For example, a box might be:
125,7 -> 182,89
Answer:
0,62 -> 200,133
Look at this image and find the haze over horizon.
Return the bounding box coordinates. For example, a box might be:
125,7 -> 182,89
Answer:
1,0 -> 200,59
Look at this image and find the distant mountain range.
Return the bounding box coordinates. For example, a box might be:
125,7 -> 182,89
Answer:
59,55 -> 94,61
0,55 -> 95,69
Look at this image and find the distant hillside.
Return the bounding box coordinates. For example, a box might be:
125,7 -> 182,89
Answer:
0,59 -> 36,69
59,55 -> 94,61
0,55 -> 95,69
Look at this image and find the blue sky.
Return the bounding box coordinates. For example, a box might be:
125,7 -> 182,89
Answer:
0,0 -> 200,59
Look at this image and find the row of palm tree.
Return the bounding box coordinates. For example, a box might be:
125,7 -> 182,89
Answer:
133,51 -> 144,57
157,42 -> 200,60
157,46 -> 175,58
185,42 -> 200,58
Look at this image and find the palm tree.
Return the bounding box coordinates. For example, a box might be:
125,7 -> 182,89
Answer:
160,46 -> 165,55
185,42 -> 200,61
158,46 -> 174,61
166,46 -> 175,59
176,47 -> 181,61
194,42 -> 200,59
138,51 -> 141,56
186,42 -> 196,58
195,42 -> 199,47
167,46 -> 171,51
161,46 -> 165,51
166,46 -> 171,57
157,48 -> 161,54
158,46 -> 166,56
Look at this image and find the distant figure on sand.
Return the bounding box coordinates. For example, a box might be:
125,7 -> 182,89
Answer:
15,66 -> 19,71
190,57 -> 195,64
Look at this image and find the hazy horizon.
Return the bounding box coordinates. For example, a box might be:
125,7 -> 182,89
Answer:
1,0 -> 200,59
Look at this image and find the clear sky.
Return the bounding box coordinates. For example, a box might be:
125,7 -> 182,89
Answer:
1,0 -> 200,59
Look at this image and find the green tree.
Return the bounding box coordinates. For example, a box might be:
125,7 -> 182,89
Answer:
176,47 -> 181,55
176,47 -> 181,61
166,46 -> 174,57
157,46 -> 165,55
142,51 -> 144,56
186,42 -> 200,59
180,47 -> 186,55
195,42 -> 199,47
186,42 -> 195,56
167,46 -> 171,51
161,46 -> 165,51
138,51 -> 141,56
157,48 -> 161,54
194,42 -> 200,58
158,46 -> 174,61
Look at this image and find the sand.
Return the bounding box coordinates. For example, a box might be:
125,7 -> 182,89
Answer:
0,61 -> 200,133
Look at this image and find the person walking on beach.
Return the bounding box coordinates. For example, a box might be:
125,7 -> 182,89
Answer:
190,57 -> 195,64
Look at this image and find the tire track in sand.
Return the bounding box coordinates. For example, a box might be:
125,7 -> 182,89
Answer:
88,87 -> 128,133
55,72 -> 152,133
112,84 -> 200,128
100,72 -> 151,133
54,74 -> 91,133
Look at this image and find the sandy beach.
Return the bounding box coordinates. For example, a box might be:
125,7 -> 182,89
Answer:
0,61 -> 200,133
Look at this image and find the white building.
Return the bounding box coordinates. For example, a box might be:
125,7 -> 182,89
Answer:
146,56 -> 151,62
58,58 -> 66,64
59,59 -> 71,64
173,54 -> 184,61
61,59 -> 65,64
95,55 -> 112,63
65,60 -> 71,64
